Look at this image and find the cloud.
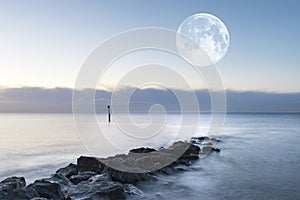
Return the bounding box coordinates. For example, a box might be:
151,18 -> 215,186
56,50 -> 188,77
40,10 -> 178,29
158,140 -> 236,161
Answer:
0,87 -> 299,113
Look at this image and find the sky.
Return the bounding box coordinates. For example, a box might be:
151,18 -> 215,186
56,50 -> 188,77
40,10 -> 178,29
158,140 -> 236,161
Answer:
0,0 -> 299,92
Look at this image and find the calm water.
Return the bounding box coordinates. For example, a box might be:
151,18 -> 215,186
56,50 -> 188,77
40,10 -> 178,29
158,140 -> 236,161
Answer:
0,113 -> 299,199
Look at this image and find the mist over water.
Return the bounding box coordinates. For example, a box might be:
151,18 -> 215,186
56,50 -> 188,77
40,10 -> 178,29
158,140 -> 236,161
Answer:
0,113 -> 299,199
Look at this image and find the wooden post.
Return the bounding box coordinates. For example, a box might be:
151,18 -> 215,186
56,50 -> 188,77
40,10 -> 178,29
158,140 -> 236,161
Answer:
107,105 -> 111,123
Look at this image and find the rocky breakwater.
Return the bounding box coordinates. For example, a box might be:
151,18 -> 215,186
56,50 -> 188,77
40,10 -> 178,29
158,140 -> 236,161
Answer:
0,137 -> 221,200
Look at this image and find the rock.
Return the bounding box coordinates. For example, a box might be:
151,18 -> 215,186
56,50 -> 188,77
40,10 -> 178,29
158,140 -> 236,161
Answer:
167,141 -> 200,157
202,146 -> 221,154
175,158 -> 192,166
0,137 -> 222,200
70,171 -> 96,185
175,154 -> 199,166
133,155 -> 160,171
123,184 -> 145,196
77,156 -> 105,174
212,147 -> 221,152
0,177 -> 39,200
154,161 -> 162,170
108,169 -> 151,184
31,174 -> 72,198
211,138 -> 221,143
95,187 -> 126,200
102,151 -> 178,173
0,187 -> 38,200
105,158 -> 147,174
49,173 -> 72,187
134,152 -> 177,172
68,174 -> 126,200
191,136 -> 221,144
183,144 -> 200,156
56,163 -> 78,178
179,154 -> 199,161
191,136 -> 209,142
0,177 -> 26,191
5,188 -> 39,200
158,142 -> 201,166
159,166 -> 176,175
202,146 -> 213,154
27,180 -> 65,200
102,157 -> 126,171
174,167 -> 186,172
129,147 -> 157,154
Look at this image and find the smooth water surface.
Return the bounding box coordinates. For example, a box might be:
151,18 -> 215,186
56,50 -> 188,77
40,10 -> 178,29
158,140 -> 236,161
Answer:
0,113 -> 299,199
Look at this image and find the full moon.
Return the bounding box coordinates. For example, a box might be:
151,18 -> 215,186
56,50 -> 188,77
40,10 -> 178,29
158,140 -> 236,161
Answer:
177,13 -> 230,66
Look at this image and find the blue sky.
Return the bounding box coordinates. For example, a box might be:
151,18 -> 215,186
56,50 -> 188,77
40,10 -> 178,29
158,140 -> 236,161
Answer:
0,0 -> 299,92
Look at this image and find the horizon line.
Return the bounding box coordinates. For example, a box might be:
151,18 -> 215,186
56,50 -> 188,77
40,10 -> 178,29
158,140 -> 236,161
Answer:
1,85 -> 300,95
0,112 -> 299,115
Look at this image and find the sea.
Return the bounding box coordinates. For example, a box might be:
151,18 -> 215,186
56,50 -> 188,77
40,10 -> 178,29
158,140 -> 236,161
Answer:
0,113 -> 299,200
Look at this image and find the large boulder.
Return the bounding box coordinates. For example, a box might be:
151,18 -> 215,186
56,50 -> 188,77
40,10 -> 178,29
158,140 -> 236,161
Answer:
27,180 -> 65,200
0,177 -> 26,191
0,177 -> 39,200
77,156 -> 105,174
105,152 -> 175,173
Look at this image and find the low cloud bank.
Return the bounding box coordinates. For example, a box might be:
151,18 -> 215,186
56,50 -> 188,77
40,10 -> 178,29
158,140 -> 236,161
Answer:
0,87 -> 299,113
